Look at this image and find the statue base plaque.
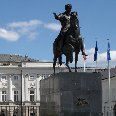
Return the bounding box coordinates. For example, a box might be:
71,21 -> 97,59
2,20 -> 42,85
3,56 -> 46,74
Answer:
40,72 -> 102,116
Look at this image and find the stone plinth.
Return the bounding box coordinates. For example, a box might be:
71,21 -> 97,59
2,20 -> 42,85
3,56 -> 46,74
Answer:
40,72 -> 102,116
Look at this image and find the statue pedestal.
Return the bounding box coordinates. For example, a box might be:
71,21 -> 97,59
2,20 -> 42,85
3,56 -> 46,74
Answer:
40,72 -> 102,116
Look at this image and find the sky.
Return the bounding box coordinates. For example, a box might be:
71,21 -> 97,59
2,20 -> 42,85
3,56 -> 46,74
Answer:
0,0 -> 116,68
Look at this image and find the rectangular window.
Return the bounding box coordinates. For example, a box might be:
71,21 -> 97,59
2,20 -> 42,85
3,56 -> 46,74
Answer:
14,75 -> 19,80
30,90 -> 34,101
29,76 -> 35,81
14,91 -> 18,101
2,91 -> 6,101
1,75 -> 7,81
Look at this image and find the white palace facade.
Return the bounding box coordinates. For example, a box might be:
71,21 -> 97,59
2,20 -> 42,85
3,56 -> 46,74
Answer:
0,54 -> 65,115
0,54 -> 116,116
0,54 -> 65,103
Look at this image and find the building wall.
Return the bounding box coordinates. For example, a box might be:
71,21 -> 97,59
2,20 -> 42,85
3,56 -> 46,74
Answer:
0,67 -> 21,102
102,76 -> 116,115
0,62 -> 65,103
1,61 -> 116,115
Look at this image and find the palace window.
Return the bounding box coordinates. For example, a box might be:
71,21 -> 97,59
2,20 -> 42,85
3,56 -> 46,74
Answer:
14,91 -> 18,101
14,75 -> 19,80
2,91 -> 6,101
1,75 -> 7,81
29,76 -> 35,81
30,90 -> 35,101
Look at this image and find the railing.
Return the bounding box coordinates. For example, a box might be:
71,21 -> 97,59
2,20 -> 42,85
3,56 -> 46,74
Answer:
0,102 -> 40,116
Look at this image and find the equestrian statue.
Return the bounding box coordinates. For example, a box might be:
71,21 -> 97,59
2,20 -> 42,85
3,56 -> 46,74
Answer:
53,4 -> 87,74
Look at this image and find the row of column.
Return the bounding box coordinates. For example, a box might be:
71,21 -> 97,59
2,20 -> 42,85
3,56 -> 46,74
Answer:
22,74 -> 41,102
0,73 -> 43,102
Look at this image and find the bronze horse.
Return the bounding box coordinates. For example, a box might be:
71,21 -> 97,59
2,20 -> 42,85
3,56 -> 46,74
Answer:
53,12 -> 85,74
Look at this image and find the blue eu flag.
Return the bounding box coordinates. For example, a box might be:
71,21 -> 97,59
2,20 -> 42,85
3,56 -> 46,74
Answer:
107,42 -> 111,61
94,41 -> 98,61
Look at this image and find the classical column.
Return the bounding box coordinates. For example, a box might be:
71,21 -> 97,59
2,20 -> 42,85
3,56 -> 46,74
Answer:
9,74 -> 13,101
36,74 -> 42,101
25,74 -> 29,101
21,74 -> 24,102
0,90 -> 1,102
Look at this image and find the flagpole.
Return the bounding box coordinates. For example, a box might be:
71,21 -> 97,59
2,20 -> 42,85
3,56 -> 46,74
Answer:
83,38 -> 86,72
95,60 -> 97,72
107,39 -> 111,116
84,60 -> 85,72
95,39 -> 97,70
108,60 -> 111,115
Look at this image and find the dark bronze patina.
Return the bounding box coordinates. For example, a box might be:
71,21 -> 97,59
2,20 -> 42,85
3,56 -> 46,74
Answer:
53,4 -> 87,74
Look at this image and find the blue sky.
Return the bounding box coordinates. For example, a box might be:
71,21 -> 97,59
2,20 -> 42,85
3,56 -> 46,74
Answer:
0,0 -> 116,67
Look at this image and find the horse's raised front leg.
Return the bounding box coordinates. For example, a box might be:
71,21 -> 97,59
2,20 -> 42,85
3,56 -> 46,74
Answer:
65,56 -> 72,72
58,55 -> 62,66
53,56 -> 57,74
75,52 -> 79,72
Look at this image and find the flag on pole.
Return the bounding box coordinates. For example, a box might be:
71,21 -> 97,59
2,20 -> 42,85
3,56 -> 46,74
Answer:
94,41 -> 98,61
107,42 -> 111,61
107,41 -> 111,114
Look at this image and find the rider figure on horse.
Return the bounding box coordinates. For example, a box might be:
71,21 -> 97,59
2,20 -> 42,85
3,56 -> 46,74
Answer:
53,4 -> 87,56
53,4 -> 72,51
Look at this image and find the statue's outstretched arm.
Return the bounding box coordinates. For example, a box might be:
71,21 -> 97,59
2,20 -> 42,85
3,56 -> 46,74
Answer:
53,13 -> 63,20
53,13 -> 59,20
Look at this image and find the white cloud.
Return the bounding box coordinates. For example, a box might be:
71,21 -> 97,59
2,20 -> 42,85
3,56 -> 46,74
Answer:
0,19 -> 42,42
7,19 -> 43,40
109,51 -> 116,61
0,19 -> 62,42
44,23 -> 61,31
72,48 -> 116,68
0,28 -> 19,41
86,48 -> 95,54
8,20 -> 42,28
